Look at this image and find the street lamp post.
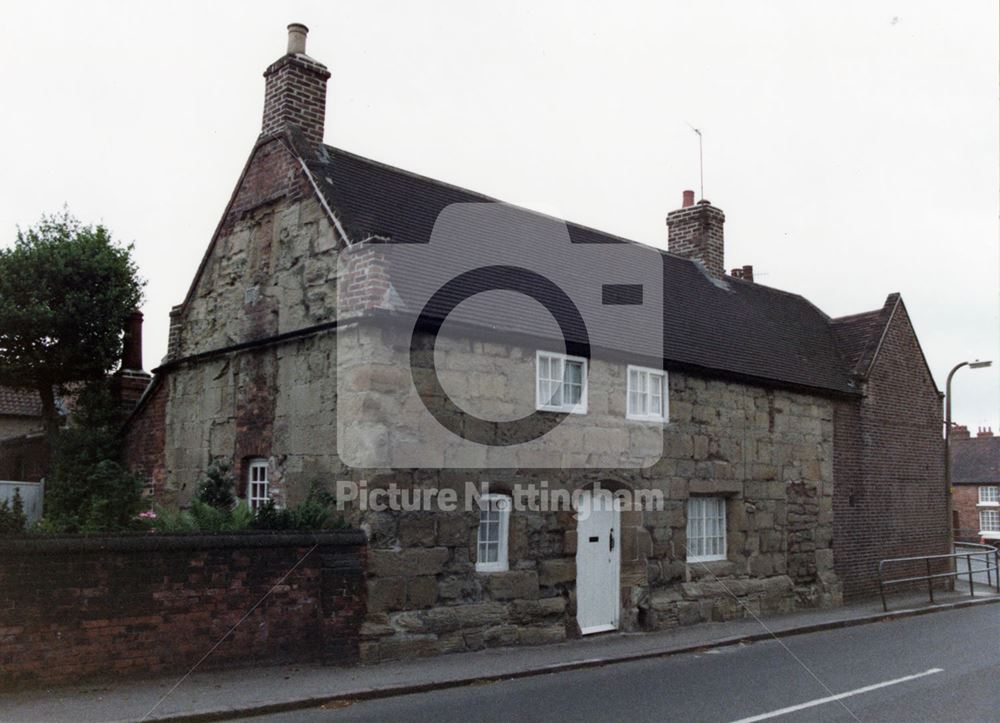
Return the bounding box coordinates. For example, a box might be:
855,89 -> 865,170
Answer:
945,359 -> 993,540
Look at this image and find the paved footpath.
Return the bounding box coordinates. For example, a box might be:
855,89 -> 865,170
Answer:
1,588 -> 997,722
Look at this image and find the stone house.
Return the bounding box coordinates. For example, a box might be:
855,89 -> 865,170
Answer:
125,24 -> 947,662
950,426 -> 1000,541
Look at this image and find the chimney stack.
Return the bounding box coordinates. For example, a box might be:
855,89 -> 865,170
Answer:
731,265 -> 754,282
977,426 -> 993,438
122,311 -> 144,371
667,194 -> 726,278
952,424 -> 971,440
261,23 -> 331,145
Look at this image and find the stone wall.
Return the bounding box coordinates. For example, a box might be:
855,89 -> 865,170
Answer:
172,136 -> 339,362
0,531 -> 366,688
341,322 -> 840,663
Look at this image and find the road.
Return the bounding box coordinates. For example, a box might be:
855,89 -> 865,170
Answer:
250,604 -> 1000,722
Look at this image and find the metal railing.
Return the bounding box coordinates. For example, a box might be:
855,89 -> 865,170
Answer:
877,542 -> 1000,612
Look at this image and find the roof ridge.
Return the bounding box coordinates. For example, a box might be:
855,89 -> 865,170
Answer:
322,145 -> 706,264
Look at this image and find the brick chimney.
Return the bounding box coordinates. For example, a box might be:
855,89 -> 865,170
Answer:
977,426 -> 993,438
667,192 -> 726,279
121,310 -> 144,371
952,424 -> 971,440
113,310 -> 151,419
731,265 -> 754,282
261,23 -> 331,145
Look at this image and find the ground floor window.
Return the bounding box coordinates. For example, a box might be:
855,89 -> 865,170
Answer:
687,496 -> 726,562
979,509 -> 1000,535
247,458 -> 270,511
476,494 -> 510,572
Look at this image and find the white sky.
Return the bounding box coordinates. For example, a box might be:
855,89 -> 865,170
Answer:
1,1 -> 997,430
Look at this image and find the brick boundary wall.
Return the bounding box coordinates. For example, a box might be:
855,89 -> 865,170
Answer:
0,531 -> 366,689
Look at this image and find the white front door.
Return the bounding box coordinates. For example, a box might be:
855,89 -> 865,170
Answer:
575,489 -> 620,634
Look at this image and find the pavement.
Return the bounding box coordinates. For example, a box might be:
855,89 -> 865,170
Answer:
1,587 -> 997,722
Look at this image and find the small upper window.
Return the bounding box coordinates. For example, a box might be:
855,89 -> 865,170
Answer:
687,497 -> 727,563
476,494 -> 511,573
980,509 -> 1000,534
978,486 -> 999,505
536,351 -> 587,414
247,459 -> 270,511
627,365 -> 668,422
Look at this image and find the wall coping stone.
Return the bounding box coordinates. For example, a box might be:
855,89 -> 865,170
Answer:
0,529 -> 366,556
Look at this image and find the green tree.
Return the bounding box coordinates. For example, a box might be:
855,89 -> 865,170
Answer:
0,210 -> 144,449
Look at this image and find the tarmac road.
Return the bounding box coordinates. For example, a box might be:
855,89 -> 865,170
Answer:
249,604 -> 1000,722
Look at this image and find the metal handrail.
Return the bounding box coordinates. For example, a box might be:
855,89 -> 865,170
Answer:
878,543 -> 1000,611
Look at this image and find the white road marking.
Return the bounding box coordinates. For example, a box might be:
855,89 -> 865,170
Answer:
730,668 -> 944,723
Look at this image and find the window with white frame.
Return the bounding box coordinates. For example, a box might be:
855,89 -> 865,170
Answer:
476,494 -> 511,572
687,497 -> 727,562
627,365 -> 668,421
247,459 -> 270,511
536,351 -> 587,414
979,509 -> 1000,534
978,486 -> 999,505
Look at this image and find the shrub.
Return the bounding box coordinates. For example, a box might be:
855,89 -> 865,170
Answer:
195,460 -> 236,509
152,499 -> 254,533
0,489 -> 27,535
252,481 -> 344,531
43,381 -> 144,533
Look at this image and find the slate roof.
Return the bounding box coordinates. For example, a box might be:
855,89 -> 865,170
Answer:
303,144 -> 871,396
0,386 -> 42,418
951,435 -> 1000,485
830,295 -> 898,378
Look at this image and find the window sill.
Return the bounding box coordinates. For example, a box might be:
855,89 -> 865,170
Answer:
978,531 -> 1000,540
626,414 -> 668,424
475,565 -> 509,574
536,405 -> 588,415
976,502 -> 999,507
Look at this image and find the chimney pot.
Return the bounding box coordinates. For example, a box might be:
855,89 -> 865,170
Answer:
287,23 -> 309,55
682,190 -> 695,208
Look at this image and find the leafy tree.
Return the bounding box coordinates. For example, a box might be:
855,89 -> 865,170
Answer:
0,210 -> 144,449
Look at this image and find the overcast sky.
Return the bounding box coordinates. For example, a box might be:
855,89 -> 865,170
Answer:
1,1 -> 997,430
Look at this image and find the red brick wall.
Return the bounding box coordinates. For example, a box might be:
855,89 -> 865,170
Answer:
0,531 -> 366,688
833,301 -> 947,599
953,485 -> 983,540
123,379 -> 169,499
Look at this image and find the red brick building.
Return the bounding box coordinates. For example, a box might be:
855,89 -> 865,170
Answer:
950,426 -> 1000,542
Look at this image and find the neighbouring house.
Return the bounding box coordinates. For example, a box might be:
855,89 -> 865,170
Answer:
951,426 -> 1000,542
0,386 -> 47,482
125,23 -> 947,663
0,311 -> 151,482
